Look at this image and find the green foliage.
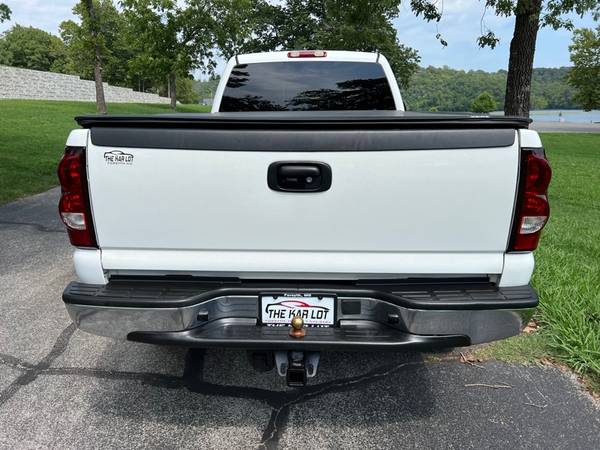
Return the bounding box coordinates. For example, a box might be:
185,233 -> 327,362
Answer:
120,0 -> 250,106
59,0 -> 133,87
176,77 -> 200,103
0,25 -> 68,72
234,0 -> 420,89
0,3 -> 10,23
403,66 -> 576,112
121,0 -> 226,81
193,76 -> 220,99
471,91 -> 497,113
568,26 -> 600,111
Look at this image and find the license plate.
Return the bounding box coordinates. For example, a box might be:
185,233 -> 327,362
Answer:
261,294 -> 336,327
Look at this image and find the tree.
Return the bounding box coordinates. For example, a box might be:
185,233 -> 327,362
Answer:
410,0 -> 600,117
77,0 -> 108,114
314,0 -> 420,89
472,92 -> 497,113
176,77 -> 200,103
233,0 -> 420,89
193,75 -> 220,100
0,3 -> 10,23
568,26 -> 600,111
122,0 -> 233,109
60,1 -> 134,88
0,25 -> 68,72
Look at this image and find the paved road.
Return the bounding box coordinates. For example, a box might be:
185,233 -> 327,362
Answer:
530,121 -> 600,133
1,189 -> 598,449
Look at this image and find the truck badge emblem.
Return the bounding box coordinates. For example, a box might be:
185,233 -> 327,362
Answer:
104,150 -> 134,165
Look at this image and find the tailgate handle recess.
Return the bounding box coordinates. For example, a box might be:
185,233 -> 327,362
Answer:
268,161 -> 332,192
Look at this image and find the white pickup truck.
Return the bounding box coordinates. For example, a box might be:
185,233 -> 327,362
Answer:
59,51 -> 551,385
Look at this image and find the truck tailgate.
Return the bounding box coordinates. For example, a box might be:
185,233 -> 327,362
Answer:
80,113 -> 522,278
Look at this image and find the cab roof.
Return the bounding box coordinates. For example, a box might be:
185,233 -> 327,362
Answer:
235,50 -> 381,65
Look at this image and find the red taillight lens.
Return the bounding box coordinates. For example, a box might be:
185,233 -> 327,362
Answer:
509,149 -> 552,252
287,50 -> 327,58
524,152 -> 552,194
57,150 -> 83,192
57,147 -> 97,247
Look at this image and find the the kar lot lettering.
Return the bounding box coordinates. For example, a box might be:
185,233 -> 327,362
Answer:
266,304 -> 330,321
104,150 -> 134,165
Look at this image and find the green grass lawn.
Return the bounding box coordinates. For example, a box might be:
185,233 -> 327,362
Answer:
0,99 -> 210,204
0,99 -> 598,389
477,133 -> 600,390
534,133 -> 599,381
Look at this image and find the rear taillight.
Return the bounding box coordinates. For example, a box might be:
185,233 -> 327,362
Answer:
57,146 -> 97,247
509,148 -> 552,252
287,50 -> 327,58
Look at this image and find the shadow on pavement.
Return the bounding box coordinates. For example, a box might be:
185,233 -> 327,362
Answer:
88,345 -> 436,435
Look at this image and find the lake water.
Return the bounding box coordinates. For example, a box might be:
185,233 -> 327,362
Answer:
529,110 -> 600,123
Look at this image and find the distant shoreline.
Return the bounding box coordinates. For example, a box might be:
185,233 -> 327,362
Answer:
530,121 -> 600,133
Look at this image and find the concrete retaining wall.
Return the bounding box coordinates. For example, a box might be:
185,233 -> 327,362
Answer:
0,65 -> 170,104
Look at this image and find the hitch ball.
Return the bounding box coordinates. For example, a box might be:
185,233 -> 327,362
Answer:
289,315 -> 306,338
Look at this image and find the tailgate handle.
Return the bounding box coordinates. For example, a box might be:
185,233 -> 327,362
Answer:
268,162 -> 332,192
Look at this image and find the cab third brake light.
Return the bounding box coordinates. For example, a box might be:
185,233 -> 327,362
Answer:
287,50 -> 327,58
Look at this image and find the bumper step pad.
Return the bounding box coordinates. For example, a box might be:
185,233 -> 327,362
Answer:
63,279 -> 538,310
128,318 -> 470,350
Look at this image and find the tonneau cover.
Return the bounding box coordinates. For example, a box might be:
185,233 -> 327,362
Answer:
75,110 -> 531,130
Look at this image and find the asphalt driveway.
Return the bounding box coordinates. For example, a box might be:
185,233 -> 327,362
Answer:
1,189 -> 598,449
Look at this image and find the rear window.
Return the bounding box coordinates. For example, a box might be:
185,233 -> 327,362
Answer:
219,61 -> 395,112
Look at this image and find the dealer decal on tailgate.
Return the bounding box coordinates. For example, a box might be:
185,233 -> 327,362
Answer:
261,294 -> 336,327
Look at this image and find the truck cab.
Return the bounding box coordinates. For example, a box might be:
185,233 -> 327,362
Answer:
212,50 -> 404,112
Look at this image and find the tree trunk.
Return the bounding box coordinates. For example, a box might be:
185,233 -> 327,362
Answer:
84,0 -> 107,114
169,73 -> 177,109
93,49 -> 107,114
504,0 -> 542,117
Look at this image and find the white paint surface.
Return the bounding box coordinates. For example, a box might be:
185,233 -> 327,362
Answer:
87,138 -> 520,277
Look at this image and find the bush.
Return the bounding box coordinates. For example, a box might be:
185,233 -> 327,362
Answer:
472,92 -> 497,113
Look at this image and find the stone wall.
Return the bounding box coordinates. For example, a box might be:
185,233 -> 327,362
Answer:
0,65 -> 171,104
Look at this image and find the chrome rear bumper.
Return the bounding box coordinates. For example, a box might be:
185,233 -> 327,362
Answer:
63,280 -> 537,347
